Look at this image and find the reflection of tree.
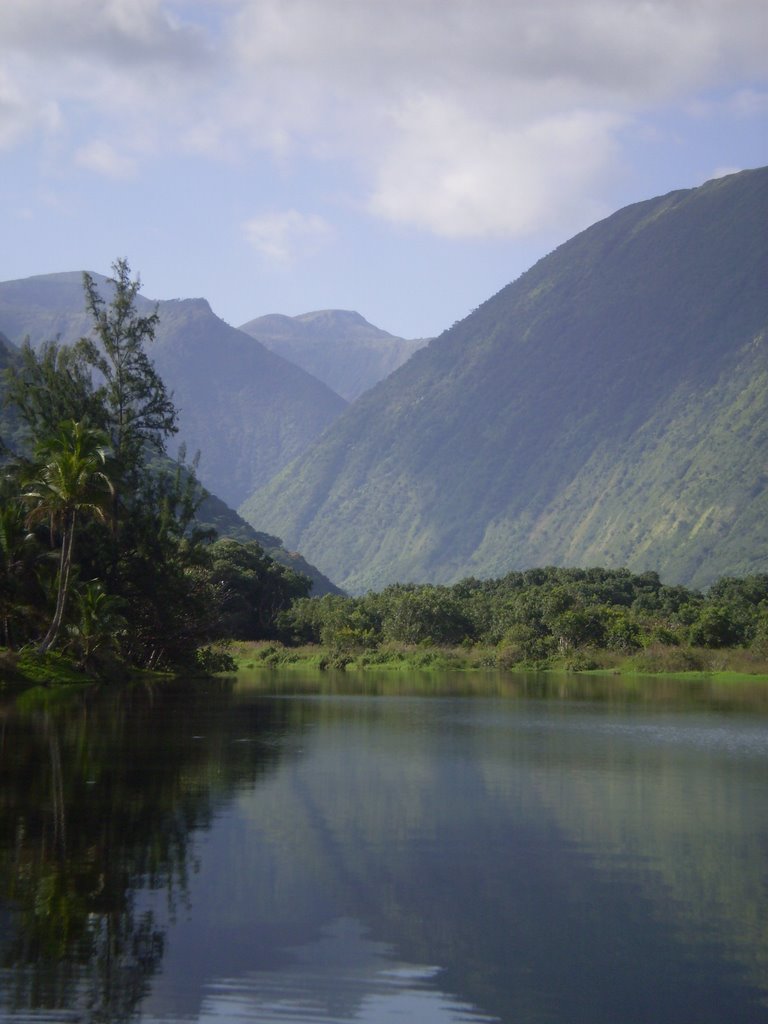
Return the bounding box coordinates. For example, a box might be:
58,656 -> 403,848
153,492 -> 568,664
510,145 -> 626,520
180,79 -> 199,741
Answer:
0,679 -> 293,1021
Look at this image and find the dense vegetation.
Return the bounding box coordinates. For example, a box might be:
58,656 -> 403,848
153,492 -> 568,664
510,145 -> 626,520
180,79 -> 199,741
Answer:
0,261 -> 311,676
270,566 -> 768,672
242,167 -> 768,593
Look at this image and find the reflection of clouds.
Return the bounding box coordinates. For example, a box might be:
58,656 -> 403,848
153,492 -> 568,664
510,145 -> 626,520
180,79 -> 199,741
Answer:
144,917 -> 497,1024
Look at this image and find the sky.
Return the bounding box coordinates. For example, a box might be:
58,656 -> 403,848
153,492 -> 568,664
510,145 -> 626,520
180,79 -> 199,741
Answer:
1,0 -> 766,340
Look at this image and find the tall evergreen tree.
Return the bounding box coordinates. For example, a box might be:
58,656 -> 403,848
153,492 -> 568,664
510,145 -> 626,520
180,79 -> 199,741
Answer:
5,340 -> 100,449
77,259 -> 177,476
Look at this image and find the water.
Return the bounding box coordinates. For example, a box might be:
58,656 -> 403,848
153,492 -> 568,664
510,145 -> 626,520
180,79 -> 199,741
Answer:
1,672 -> 767,1023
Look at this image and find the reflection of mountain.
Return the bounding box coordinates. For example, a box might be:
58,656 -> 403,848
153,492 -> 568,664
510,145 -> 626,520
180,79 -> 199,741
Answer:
144,691 -> 768,1024
3,682 -> 767,1024
513,710 -> 768,1005
0,682 -> 297,1022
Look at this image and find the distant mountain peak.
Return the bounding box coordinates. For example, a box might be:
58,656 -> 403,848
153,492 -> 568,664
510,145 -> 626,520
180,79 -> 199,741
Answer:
239,309 -> 428,401
296,309 -> 377,329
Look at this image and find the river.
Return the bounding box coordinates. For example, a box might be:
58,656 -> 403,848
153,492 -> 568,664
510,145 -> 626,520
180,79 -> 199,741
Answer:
1,671 -> 767,1023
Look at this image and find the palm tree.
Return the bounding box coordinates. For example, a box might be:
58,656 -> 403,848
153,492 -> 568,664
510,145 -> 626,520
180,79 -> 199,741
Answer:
22,420 -> 114,654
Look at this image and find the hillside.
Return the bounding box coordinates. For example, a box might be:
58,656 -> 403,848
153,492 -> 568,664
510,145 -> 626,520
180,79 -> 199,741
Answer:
240,167 -> 768,592
194,492 -> 343,596
0,275 -> 347,507
239,309 -> 427,401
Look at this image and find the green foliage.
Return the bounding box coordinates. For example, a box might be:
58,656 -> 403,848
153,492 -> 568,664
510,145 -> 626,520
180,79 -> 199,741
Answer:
193,644 -> 237,674
687,604 -> 747,648
0,491 -> 46,646
209,538 -> 311,640
65,580 -> 127,671
22,419 -> 114,653
277,563 -> 768,670
78,259 -> 177,467
5,339 -> 102,445
0,271 -> 349,510
0,261 -> 313,674
376,584 -> 475,646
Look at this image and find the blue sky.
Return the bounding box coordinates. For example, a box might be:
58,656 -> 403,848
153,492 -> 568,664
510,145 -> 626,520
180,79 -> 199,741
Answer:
1,0 -> 766,339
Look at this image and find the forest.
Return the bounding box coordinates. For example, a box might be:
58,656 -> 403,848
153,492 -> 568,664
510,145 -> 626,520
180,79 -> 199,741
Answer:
0,261 -> 309,678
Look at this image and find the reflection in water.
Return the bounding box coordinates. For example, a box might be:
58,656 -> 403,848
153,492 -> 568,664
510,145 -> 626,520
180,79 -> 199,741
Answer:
0,679 -> 295,1022
1,673 -> 767,1023
140,918 -> 498,1024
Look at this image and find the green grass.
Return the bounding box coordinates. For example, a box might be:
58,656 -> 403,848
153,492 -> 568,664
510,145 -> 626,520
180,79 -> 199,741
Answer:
0,648 -> 90,686
227,640 -> 768,680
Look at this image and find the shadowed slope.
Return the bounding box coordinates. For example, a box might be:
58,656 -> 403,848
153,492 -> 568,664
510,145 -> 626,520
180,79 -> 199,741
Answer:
240,167 -> 768,592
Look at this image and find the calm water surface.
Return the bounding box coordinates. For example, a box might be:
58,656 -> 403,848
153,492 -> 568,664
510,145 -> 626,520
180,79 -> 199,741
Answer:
1,671 -> 767,1023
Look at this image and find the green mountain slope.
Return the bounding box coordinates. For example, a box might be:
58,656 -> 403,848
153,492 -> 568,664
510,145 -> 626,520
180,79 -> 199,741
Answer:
240,167 -> 768,592
195,491 -> 342,596
0,275 -> 347,507
239,309 -> 427,401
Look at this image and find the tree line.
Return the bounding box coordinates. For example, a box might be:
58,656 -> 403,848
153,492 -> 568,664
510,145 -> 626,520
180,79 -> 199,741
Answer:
278,566 -> 768,668
0,260 -> 309,675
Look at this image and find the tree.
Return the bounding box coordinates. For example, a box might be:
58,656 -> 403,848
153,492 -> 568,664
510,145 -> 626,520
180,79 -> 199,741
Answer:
687,604 -> 744,648
22,420 -> 113,653
209,538 -> 311,640
5,340 -> 101,446
66,580 -> 127,672
78,259 -> 177,470
0,260 -> 230,672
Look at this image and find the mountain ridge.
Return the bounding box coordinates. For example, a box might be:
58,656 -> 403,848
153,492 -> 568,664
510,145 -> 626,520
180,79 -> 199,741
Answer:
239,308 -> 427,401
0,273 -> 347,507
239,167 -> 768,592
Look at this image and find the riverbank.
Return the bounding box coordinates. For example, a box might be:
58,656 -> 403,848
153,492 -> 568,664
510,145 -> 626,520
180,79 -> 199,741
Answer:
229,640 -> 768,681
5,640 -> 768,689
0,647 -> 182,692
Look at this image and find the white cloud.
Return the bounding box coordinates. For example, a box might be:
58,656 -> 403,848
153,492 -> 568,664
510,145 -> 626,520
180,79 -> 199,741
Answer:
369,97 -> 622,237
0,68 -> 61,149
75,140 -> 138,179
242,210 -> 332,263
1,0 -> 766,237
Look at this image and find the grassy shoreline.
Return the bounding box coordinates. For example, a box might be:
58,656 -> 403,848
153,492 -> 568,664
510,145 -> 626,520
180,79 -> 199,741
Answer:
228,640 -> 768,682
4,640 -> 768,691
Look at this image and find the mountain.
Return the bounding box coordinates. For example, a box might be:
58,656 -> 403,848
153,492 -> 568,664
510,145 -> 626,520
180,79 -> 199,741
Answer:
194,493 -> 343,596
240,167 -> 768,593
0,274 -> 347,508
239,309 -> 427,401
